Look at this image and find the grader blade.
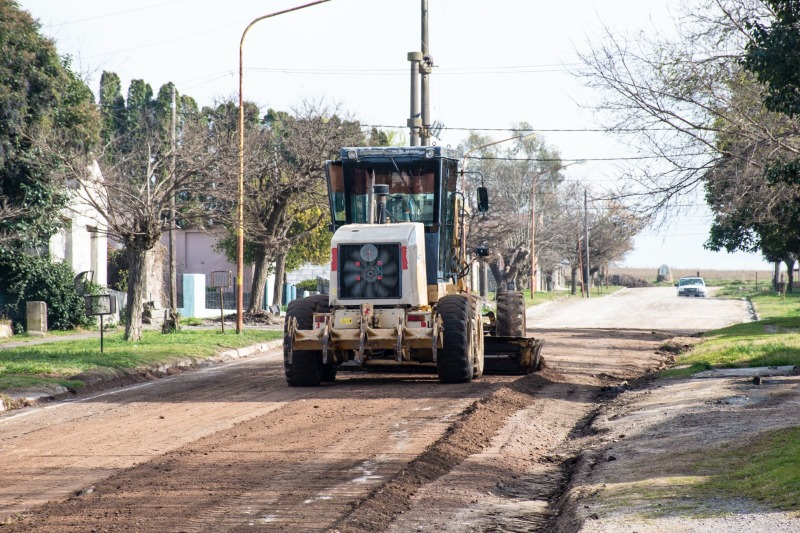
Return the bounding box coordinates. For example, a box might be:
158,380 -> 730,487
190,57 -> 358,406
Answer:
483,336 -> 544,375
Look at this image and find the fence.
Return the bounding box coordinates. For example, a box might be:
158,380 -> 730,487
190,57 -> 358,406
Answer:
206,290 -> 251,310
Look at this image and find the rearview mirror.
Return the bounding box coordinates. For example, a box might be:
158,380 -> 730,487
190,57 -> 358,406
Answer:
477,187 -> 489,212
475,245 -> 490,257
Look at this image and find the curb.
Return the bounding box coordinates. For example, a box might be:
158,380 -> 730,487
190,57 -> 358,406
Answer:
214,339 -> 283,362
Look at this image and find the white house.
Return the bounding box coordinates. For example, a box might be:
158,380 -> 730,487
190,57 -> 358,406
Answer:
48,163 -> 107,287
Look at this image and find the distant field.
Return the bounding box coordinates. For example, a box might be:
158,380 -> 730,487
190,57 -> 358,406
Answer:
610,267 -> 773,283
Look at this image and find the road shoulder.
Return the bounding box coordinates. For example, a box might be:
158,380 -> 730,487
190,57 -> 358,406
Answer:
557,367 -> 800,532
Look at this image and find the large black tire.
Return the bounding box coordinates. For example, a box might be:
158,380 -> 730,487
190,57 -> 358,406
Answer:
284,294 -> 330,387
496,291 -> 526,337
436,294 -> 474,384
320,364 -> 338,382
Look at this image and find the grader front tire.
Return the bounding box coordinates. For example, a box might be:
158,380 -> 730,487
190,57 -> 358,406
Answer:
284,294 -> 330,387
436,294 -> 474,384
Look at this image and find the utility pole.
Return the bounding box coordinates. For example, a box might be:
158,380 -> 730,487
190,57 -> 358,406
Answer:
169,84 -> 177,316
584,189 -> 590,298
408,52 -> 421,146
420,0 -> 432,146
530,174 -> 537,296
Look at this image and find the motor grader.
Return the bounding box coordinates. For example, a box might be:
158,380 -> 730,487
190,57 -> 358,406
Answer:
283,146 -> 543,385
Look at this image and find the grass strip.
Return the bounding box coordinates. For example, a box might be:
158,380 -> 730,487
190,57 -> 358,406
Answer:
662,291 -> 800,377
697,427 -> 800,511
0,328 -> 282,392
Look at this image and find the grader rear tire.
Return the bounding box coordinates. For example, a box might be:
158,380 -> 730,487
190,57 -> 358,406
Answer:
496,291 -> 526,337
436,294 -> 474,384
284,294 -> 331,387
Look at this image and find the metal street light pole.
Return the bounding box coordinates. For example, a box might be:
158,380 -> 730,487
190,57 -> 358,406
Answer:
237,0 -> 331,334
460,132 -> 538,191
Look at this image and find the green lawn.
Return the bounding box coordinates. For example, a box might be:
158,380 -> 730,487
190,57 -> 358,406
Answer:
0,328 -> 282,393
662,290 -> 800,376
698,427 -> 800,511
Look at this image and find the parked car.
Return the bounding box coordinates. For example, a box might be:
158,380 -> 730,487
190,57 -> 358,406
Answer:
676,277 -> 707,297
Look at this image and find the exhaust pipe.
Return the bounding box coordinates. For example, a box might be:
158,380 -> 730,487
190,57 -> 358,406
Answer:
374,184 -> 390,224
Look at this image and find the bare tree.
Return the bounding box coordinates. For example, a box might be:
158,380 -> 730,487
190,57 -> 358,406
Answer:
46,112 -> 227,341
461,128 -> 566,290
576,0 -> 794,224
211,101 -> 365,313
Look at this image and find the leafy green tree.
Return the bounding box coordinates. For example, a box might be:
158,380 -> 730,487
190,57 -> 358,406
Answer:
744,1 -> 800,117
743,1 -> 800,188
0,0 -> 98,247
99,72 -> 126,148
579,0 -> 800,267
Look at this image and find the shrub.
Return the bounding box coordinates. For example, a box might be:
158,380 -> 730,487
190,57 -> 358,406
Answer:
295,278 -> 319,292
107,247 -> 128,292
0,251 -> 94,331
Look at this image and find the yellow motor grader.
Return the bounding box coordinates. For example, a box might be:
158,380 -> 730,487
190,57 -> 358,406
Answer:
283,146 -> 543,385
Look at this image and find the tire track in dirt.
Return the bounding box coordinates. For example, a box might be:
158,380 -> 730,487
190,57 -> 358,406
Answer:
377,328 -> 672,533
3,287 -> 714,531
1,366 -> 511,531
0,351 -> 321,520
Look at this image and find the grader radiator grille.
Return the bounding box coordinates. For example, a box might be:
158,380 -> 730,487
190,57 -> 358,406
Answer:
338,243 -> 402,299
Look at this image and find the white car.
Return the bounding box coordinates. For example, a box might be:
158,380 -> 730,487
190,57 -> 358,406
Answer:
676,277 -> 707,297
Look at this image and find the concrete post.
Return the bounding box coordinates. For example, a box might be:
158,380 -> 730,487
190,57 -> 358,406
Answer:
26,301 -> 47,336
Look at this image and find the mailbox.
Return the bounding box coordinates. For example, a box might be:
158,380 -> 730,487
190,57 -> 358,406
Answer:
85,294 -> 117,316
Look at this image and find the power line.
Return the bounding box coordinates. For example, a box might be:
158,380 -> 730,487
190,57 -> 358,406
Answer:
362,123 -> 681,133
40,0 -> 188,27
80,22 -> 243,60
469,155 -> 707,162
244,64 -> 574,76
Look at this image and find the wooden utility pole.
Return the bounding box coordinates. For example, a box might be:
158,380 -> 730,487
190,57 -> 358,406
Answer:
169,84 -> 177,315
530,174 -> 537,296
584,189 -> 590,298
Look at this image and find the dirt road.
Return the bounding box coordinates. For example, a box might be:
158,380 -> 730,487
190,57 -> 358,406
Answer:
0,288 -> 752,531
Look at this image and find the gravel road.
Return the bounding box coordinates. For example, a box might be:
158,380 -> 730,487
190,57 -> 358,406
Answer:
0,287 -> 772,532
528,287 -> 752,331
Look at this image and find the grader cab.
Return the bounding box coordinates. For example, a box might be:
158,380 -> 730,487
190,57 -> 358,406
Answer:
283,146 -> 543,385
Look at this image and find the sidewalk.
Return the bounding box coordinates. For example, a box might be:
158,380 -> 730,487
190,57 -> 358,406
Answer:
0,331 -> 102,350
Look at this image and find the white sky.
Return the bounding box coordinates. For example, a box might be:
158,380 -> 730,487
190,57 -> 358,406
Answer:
19,0 -> 773,271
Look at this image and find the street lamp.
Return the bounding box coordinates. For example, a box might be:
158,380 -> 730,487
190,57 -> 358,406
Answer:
460,132 -> 538,192
237,1 -> 331,334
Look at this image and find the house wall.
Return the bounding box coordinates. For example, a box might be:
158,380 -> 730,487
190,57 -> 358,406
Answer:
158,229 -> 255,297
49,190 -> 107,287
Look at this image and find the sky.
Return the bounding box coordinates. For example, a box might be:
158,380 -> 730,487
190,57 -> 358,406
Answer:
18,0 -> 774,272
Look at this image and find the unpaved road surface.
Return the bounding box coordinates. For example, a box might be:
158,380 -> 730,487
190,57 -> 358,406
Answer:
0,288 -> 756,531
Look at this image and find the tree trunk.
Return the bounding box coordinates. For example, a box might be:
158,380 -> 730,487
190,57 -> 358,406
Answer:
479,259 -> 488,298
774,261 -> 781,291
247,244 -> 271,312
785,258 -> 795,293
125,246 -> 149,341
272,253 -> 287,307
570,266 -> 578,295
488,261 -> 503,295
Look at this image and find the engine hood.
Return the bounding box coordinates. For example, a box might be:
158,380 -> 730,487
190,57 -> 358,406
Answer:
329,223 -> 428,307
